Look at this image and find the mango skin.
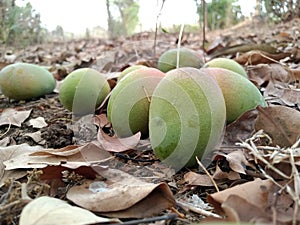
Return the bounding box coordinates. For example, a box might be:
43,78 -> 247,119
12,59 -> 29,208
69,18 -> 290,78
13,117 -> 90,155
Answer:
0,63 -> 56,100
117,65 -> 147,82
203,57 -> 248,78
59,68 -> 110,115
158,48 -> 204,72
149,67 -> 226,169
201,67 -> 266,123
107,67 -> 165,139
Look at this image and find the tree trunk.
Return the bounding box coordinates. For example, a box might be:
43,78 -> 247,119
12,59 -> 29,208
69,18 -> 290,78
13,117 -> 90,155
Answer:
106,0 -> 113,38
297,0 -> 300,17
255,0 -> 262,17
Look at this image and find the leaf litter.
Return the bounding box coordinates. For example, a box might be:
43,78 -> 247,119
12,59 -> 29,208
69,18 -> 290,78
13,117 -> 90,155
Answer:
0,18 -> 300,225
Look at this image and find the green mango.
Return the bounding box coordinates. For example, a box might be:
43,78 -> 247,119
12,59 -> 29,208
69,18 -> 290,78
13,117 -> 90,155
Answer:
158,48 -> 204,72
0,63 -> 56,100
149,67 -> 226,169
59,68 -> 110,115
201,67 -> 266,123
203,57 -> 248,78
107,67 -> 165,138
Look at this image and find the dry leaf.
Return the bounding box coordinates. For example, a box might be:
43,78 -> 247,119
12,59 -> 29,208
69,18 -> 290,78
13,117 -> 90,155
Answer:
0,144 -> 43,187
24,131 -> 45,144
208,178 -> 300,224
97,128 -> 141,152
19,196 -> 120,225
0,108 -> 31,127
255,105 -> 300,147
207,178 -> 273,211
67,167 -> 175,218
184,171 -> 214,187
29,117 -> 48,128
221,195 -> 270,223
235,50 -> 290,65
222,109 -> 258,147
248,63 -> 294,86
219,150 -> 253,174
212,164 -> 241,181
4,142 -> 111,170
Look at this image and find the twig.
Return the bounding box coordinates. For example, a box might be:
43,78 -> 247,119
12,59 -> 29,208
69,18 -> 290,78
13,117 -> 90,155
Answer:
288,147 -> 300,225
176,201 -> 222,218
196,156 -> 219,192
176,23 -> 185,69
105,213 -> 177,225
202,0 -> 206,51
237,141 -> 290,179
153,0 -> 166,57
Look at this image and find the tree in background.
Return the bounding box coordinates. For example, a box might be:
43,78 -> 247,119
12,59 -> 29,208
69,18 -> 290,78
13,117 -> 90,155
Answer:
195,0 -> 243,30
262,0 -> 300,21
0,0 -> 45,46
106,0 -> 140,38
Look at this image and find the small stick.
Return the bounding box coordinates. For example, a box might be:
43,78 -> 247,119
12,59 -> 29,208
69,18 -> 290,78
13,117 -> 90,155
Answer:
176,23 -> 185,69
108,213 -> 177,225
196,156 -> 219,192
176,201 -> 222,218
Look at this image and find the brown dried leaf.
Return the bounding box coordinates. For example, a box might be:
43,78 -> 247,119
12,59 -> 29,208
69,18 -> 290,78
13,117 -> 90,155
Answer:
67,167 -> 175,218
97,128 -> 141,152
0,144 -> 43,187
221,195 -> 270,223
207,178 -> 273,211
184,171 -> 214,187
255,105 -> 300,147
208,179 -> 300,224
19,196 -> 120,225
235,50 -> 290,65
30,145 -> 80,156
222,109 -> 258,147
248,63 -> 294,86
219,150 -> 253,174
212,164 -> 241,181
0,108 -> 31,127
4,142 -> 111,170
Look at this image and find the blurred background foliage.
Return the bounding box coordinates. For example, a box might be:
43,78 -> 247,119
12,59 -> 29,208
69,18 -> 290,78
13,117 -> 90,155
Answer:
0,0 -> 299,47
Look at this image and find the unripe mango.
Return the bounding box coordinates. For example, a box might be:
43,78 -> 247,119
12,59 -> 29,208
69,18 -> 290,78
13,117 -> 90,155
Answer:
0,63 -> 56,100
149,67 -> 226,169
158,48 -> 203,72
117,65 -> 147,82
107,67 -> 165,138
203,57 -> 248,78
201,67 -> 266,123
59,68 -> 110,115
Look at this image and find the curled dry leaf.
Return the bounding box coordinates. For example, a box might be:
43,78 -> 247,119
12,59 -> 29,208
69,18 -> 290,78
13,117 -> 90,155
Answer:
19,196 -> 120,225
235,50 -> 290,65
97,128 -> 141,152
218,150 -> 253,174
207,178 -> 300,224
4,142 -> 112,170
255,105 -> 300,147
0,108 -> 31,127
67,167 -> 175,218
212,164 -> 241,181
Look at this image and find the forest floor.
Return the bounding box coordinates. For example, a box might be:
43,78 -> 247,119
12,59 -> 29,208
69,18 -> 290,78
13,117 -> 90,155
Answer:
0,18 -> 300,225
